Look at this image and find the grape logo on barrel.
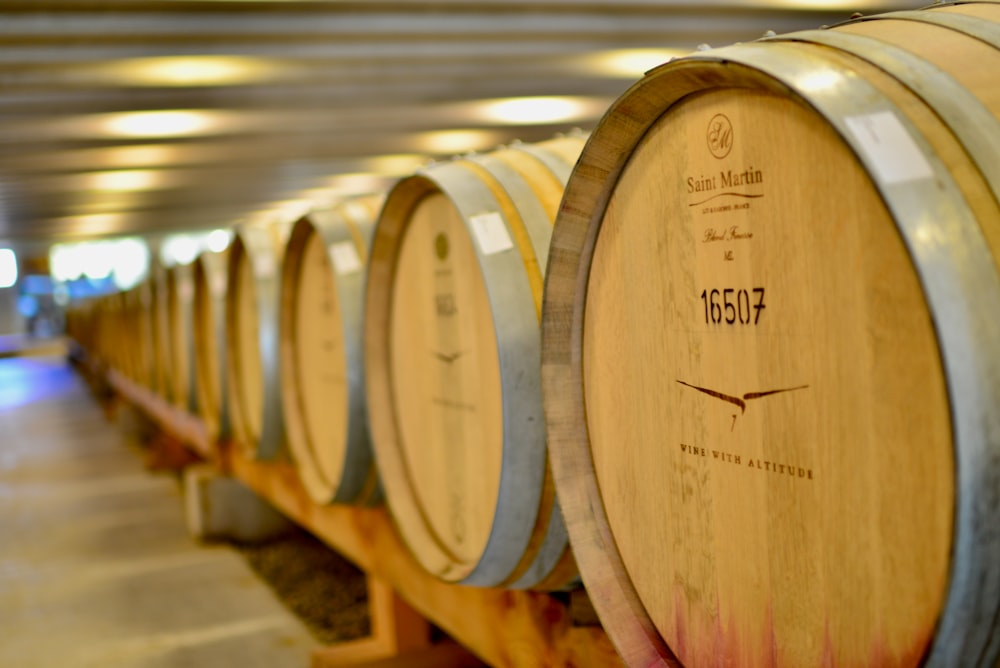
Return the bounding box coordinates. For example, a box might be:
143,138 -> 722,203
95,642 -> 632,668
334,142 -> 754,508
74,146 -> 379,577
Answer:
707,113 -> 733,159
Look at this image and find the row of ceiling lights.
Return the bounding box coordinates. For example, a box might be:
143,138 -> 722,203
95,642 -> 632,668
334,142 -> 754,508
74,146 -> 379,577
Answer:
14,48 -> 685,242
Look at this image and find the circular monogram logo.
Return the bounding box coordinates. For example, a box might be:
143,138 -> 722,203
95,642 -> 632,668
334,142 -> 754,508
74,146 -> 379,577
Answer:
434,232 -> 449,260
707,113 -> 733,159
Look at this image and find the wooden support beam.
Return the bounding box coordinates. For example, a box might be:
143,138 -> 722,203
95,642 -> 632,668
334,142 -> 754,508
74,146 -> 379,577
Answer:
222,447 -> 622,668
182,463 -> 294,544
106,370 -> 213,460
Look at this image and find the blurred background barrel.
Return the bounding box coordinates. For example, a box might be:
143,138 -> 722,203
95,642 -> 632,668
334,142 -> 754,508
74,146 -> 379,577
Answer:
147,261 -> 171,401
102,291 -> 128,376
542,5 -> 1000,667
165,263 -> 198,414
192,249 -> 231,443
225,222 -> 291,459
130,280 -> 155,390
279,196 -> 383,505
364,135 -> 584,590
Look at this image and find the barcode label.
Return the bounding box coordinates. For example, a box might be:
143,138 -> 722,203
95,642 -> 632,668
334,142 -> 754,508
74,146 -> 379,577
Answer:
844,111 -> 933,185
470,212 -> 513,256
330,241 -> 362,275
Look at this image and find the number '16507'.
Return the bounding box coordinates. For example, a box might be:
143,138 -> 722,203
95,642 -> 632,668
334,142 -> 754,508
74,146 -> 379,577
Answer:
700,288 -> 765,325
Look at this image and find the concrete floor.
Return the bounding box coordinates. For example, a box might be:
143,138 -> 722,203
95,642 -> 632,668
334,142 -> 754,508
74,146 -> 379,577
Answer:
0,355 -> 318,667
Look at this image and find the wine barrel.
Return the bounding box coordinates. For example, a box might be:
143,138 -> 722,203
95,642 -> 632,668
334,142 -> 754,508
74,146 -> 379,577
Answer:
103,291 -> 128,375
148,260 -> 171,400
542,5 -> 1000,667
89,296 -> 108,366
117,289 -> 137,379
192,249 -> 231,442
225,222 -> 291,459
279,196 -> 383,505
165,262 -> 198,413
129,280 -> 155,389
364,136 -> 584,589
65,299 -> 94,354
90,295 -> 116,369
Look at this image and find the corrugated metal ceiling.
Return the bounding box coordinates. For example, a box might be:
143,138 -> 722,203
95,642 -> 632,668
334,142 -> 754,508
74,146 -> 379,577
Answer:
0,1 -> 914,248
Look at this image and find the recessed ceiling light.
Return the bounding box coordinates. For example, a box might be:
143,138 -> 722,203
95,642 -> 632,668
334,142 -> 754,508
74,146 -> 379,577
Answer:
413,129 -> 505,155
97,56 -> 282,87
579,49 -> 688,77
88,170 -> 163,192
100,110 -> 221,139
473,96 -> 602,125
50,213 -> 129,237
361,154 -> 430,176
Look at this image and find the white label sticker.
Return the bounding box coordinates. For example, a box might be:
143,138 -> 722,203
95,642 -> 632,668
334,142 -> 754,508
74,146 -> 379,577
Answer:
844,111 -> 934,185
330,241 -> 362,275
470,212 -> 513,256
254,254 -> 275,279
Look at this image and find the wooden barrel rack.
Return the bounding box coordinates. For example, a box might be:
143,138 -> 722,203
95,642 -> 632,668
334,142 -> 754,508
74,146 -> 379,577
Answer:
85,355 -> 620,668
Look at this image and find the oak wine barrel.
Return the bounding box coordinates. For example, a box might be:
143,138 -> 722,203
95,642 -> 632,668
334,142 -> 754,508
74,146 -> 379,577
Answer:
192,249 -> 231,442
279,196 -> 383,505
542,4 -> 1000,667
81,296 -> 112,367
118,288 -> 140,381
89,296 -> 109,367
364,136 -> 584,589
148,260 -> 171,400
65,299 -> 95,354
165,262 -> 198,413
225,222 -> 291,459
129,280 -> 155,389
102,291 -> 128,375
